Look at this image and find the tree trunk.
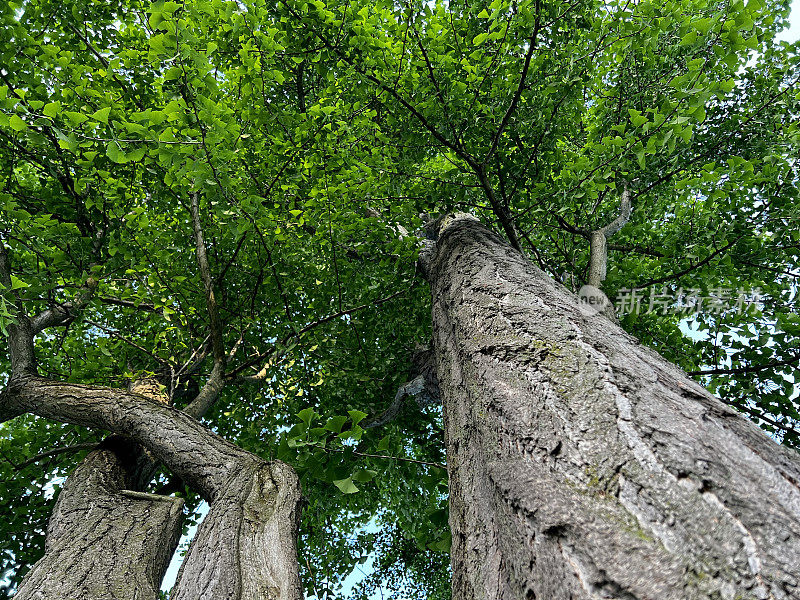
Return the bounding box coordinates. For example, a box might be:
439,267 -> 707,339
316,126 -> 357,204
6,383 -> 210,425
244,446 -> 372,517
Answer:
13,437 -> 184,600
1,377 -> 302,600
425,215 -> 800,600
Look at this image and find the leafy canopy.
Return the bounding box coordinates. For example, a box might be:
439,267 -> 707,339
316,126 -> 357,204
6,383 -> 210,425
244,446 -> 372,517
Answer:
0,0 -> 798,596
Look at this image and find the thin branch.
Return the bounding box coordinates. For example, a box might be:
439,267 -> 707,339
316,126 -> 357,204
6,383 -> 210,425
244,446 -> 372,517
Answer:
0,240 -> 36,376
229,283 -> 415,382
688,354 -> 800,376
189,193 -> 226,366
84,319 -> 171,366
15,442 -> 98,470
483,0 -> 541,165
598,183 -> 632,238
325,447 -> 445,470
588,182 -> 631,288
280,1 -> 472,164
476,167 -> 522,251
721,399 -> 800,439
216,233 -> 248,287
185,192 -> 228,418
98,296 -> 162,314
31,281 -> 99,334
66,24 -> 136,103
183,360 -> 225,419
633,234 -> 742,289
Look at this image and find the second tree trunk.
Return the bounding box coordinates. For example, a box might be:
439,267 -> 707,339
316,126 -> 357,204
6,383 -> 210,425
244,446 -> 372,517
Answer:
427,215 -> 800,600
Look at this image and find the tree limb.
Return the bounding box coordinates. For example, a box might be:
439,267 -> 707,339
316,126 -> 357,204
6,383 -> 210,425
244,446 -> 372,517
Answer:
31,280 -> 100,334
186,193 -> 228,418
1,376 -> 251,501
587,182 -> 632,289
228,284 -> 415,382
688,353 -> 800,376
0,240 -> 36,376
483,0 -> 542,166
189,193 -> 226,367
15,442 -> 99,471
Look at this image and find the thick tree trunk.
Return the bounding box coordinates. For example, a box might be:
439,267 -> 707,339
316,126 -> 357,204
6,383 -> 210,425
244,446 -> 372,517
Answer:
1,377 -> 302,600
425,215 -> 800,600
14,437 -> 184,600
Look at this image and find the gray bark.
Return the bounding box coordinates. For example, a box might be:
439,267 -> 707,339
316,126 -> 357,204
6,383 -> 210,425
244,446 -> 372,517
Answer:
425,214 -> 800,600
13,437 -> 184,600
587,183 -> 632,290
1,377 -> 302,600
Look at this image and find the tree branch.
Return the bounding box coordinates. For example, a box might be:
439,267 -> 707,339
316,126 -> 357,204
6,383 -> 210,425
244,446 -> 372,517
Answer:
0,376 -> 252,501
688,353 -> 800,376
15,442 -> 98,471
228,284 -> 415,382
185,193 -> 228,418
31,280 -> 99,334
633,234 -> 742,289
587,183 -> 631,289
483,0 -> 542,165
183,361 -> 225,419
98,295 -> 162,314
189,193 -> 226,367
0,240 -> 36,376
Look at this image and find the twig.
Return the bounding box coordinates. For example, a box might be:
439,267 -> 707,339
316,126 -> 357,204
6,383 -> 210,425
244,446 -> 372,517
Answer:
325,447 -> 445,470
228,283 -> 416,382
15,442 -> 98,470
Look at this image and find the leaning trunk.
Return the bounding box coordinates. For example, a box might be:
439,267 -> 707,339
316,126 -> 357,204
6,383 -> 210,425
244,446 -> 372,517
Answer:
426,215 -> 800,600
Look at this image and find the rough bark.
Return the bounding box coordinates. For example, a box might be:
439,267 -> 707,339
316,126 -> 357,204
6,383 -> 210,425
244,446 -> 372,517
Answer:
425,214 -> 800,600
171,459 -> 301,600
1,377 -> 302,600
13,437 -> 184,600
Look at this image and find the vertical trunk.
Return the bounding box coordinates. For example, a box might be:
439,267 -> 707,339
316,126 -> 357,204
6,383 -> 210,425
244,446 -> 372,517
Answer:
426,215 -> 800,600
14,437 -> 184,600
171,459 -> 302,600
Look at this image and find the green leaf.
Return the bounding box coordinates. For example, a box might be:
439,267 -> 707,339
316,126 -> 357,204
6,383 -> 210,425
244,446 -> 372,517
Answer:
9,275 -> 28,289
297,407 -> 316,427
333,477 -> 359,494
126,147 -> 147,162
337,425 -> 363,441
106,142 -> 129,163
65,111 -> 89,126
43,102 -> 62,118
348,410 -> 368,426
8,115 -> 26,132
352,468 -> 377,483
91,107 -> 112,124
694,106 -> 707,123
680,31 -> 697,46
324,415 -> 348,433
636,149 -> 646,169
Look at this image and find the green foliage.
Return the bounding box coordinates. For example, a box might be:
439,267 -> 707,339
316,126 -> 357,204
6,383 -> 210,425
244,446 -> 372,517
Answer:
0,0 -> 798,595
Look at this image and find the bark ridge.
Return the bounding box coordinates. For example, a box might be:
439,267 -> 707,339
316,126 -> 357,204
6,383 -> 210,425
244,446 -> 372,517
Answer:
428,215 -> 800,600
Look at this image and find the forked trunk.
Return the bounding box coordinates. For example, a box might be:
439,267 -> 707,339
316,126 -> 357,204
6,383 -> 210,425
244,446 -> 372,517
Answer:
426,215 -> 800,600
3,378 -> 302,600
